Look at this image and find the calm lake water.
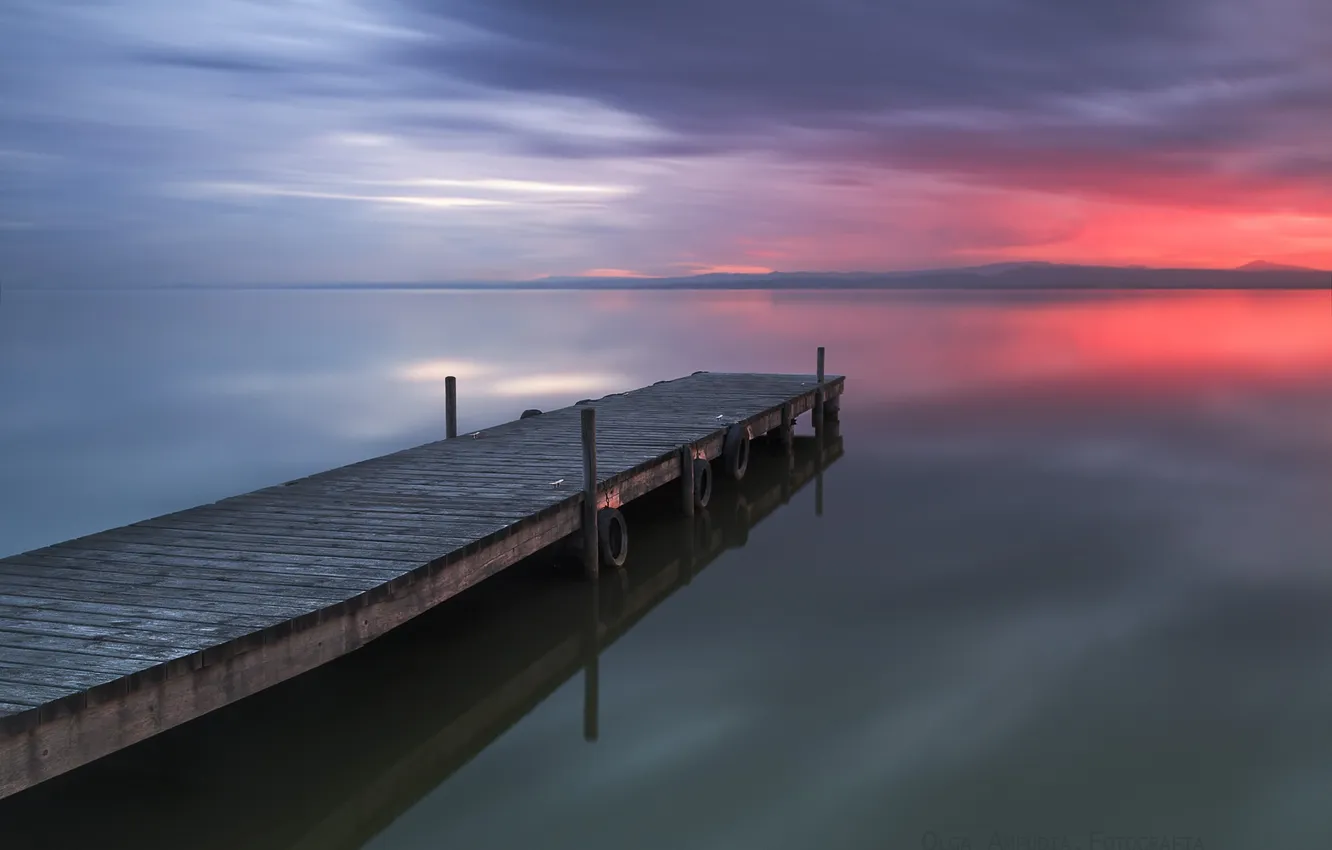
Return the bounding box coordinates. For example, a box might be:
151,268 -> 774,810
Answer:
1,289 -> 1331,849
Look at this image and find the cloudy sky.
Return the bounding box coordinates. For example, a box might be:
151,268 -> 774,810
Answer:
2,0 -> 1330,286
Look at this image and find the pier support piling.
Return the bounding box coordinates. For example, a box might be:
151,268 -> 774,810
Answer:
581,406 -> 599,580
814,347 -> 826,435
445,376 -> 458,439
780,401 -> 794,468
680,446 -> 695,517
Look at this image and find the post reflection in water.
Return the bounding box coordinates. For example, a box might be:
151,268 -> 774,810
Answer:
583,577 -> 600,745
0,431 -> 843,850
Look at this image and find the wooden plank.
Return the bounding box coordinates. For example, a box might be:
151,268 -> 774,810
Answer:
0,616 -> 251,650
0,646 -> 153,677
0,669 -> 117,700
0,583 -> 317,618
0,593 -> 282,629
0,604 -> 267,641
12,544 -> 412,580
147,509 -> 512,538
0,678 -> 88,706
81,526 -> 445,561
0,631 -> 203,664
0,562 -> 380,609
6,557 -> 407,595
192,499 -> 549,524
0,572 -> 357,610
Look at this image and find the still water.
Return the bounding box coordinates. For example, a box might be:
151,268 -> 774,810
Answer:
1,289 -> 1331,849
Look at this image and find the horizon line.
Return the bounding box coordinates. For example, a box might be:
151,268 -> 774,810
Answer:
5,260 -> 1329,291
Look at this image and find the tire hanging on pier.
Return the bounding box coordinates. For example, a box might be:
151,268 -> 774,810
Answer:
598,507 -> 629,568
722,424 -> 750,480
693,457 -> 713,509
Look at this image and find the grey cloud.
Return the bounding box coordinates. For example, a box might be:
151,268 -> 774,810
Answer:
396,0 -> 1332,206
407,0 -> 1222,117
130,49 -> 298,76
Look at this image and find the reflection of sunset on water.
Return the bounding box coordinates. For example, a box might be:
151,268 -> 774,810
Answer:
660,291 -> 1332,401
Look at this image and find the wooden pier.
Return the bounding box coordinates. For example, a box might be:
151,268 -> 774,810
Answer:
0,433 -> 842,849
0,367 -> 845,800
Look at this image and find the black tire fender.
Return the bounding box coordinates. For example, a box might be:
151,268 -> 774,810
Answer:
598,507 -> 629,568
693,457 -> 713,509
722,424 -> 750,480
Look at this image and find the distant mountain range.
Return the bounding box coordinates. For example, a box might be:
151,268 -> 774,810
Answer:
1232,260 -> 1320,273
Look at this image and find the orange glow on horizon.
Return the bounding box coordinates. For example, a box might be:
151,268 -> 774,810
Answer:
680,264 -> 776,276
978,206 -> 1332,270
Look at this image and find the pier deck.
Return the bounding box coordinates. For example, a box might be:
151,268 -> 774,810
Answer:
0,370 -> 845,799
0,433 -> 843,849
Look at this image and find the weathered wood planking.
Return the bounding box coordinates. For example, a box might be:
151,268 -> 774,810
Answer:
0,370 -> 845,799
0,435 -> 843,850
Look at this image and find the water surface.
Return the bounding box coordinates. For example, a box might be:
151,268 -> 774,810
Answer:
1,289 -> 1331,849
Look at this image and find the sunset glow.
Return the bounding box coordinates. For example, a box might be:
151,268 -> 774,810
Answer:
976,206 -> 1332,270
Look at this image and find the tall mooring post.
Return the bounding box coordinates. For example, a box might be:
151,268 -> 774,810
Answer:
445,376 -> 458,439
815,347 -> 825,516
581,406 -> 599,581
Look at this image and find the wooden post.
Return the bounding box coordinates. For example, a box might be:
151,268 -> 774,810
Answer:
445,376 -> 457,439
815,354 -> 826,517
581,406 -> 599,580
780,401 -> 794,469
680,445 -> 694,517
583,579 -> 599,742
814,346 -> 825,435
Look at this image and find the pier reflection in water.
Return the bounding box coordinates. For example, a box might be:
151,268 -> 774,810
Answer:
0,429 -> 843,850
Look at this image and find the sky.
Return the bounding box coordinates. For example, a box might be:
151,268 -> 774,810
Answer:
1,0 -> 1330,286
